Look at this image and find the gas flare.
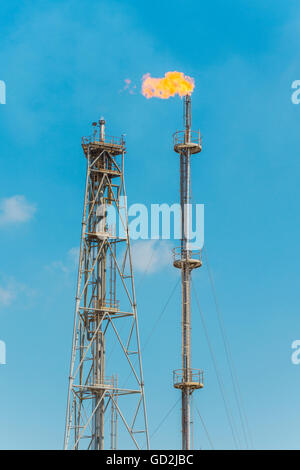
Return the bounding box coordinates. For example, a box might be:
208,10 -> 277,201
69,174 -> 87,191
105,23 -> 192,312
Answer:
142,71 -> 194,99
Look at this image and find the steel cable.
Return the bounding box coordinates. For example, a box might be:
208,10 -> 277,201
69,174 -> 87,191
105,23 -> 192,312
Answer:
192,280 -> 240,449
203,247 -> 253,449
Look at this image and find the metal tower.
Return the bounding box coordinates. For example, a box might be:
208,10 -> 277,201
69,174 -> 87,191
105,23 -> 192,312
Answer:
64,119 -> 149,450
172,95 -> 204,450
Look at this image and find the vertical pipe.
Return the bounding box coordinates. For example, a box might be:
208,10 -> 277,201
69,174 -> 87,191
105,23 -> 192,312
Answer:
110,375 -> 118,450
94,332 -> 105,449
100,118 -> 105,142
115,376 -> 118,449
93,169 -> 107,450
180,96 -> 192,450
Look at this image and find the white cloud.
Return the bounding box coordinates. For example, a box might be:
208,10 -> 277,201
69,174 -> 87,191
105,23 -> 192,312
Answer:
46,247 -> 79,274
131,240 -> 172,274
0,195 -> 36,226
0,285 -> 15,307
48,242 -> 170,277
0,277 -> 35,309
67,247 -> 80,267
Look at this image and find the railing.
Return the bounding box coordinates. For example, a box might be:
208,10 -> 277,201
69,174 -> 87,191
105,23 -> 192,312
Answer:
173,368 -> 204,387
173,130 -> 202,147
82,134 -> 125,147
98,299 -> 120,311
75,376 -> 115,389
172,247 -> 202,263
86,376 -> 115,388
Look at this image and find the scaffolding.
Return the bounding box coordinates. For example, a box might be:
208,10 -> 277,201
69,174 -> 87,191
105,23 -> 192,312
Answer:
64,119 -> 149,450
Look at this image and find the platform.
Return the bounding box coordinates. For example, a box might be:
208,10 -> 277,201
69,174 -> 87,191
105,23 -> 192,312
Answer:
173,369 -> 204,391
173,130 -> 202,154
172,247 -> 202,270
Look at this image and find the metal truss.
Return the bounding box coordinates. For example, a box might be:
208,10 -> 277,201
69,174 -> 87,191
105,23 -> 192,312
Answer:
64,120 -> 149,450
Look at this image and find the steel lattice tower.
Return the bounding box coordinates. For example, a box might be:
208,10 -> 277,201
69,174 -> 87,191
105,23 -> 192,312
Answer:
172,96 -> 204,450
64,119 -> 149,450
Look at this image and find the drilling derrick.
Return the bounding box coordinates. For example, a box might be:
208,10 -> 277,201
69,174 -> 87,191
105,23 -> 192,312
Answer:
173,96 -> 204,450
64,119 -> 149,450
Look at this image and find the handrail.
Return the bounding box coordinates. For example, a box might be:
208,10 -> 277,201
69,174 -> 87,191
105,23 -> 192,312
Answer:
172,247 -> 202,261
173,130 -> 202,147
173,368 -> 204,385
82,135 -> 125,147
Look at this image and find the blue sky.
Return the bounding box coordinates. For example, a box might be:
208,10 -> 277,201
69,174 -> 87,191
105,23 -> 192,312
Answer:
0,0 -> 300,449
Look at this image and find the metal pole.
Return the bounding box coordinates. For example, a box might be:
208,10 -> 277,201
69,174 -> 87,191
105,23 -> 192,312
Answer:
181,95 -> 192,450
173,95 -> 203,451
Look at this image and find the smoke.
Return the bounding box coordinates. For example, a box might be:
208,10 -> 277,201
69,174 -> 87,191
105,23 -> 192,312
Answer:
120,78 -> 137,94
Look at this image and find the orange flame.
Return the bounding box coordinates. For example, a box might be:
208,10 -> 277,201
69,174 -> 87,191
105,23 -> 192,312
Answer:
142,71 -> 194,99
